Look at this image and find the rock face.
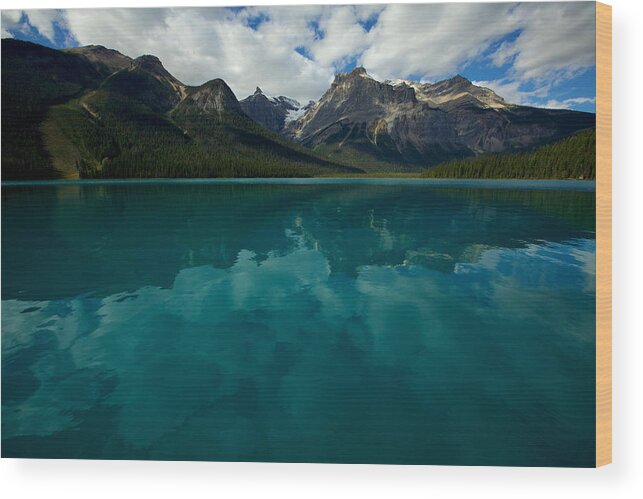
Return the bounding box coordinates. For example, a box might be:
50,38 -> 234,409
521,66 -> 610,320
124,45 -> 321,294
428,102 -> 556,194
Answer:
240,87 -> 302,133
177,79 -> 244,116
64,45 -> 133,77
2,38 -> 597,179
98,56 -> 185,114
392,74 -> 508,110
132,55 -> 187,99
1,39 -> 359,179
285,67 -> 596,169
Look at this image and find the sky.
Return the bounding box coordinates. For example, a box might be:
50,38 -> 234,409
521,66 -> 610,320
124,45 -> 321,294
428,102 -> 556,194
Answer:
1,2 -> 596,112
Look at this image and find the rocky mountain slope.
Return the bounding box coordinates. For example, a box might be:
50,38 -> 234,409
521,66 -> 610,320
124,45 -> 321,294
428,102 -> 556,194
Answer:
1,39 -> 360,179
239,87 -> 304,133
284,67 -> 596,171
64,44 -> 133,77
2,39 -> 595,178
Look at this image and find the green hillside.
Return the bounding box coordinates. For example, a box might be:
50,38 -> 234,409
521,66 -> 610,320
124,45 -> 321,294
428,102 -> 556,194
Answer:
1,39 -> 360,179
1,39 -> 102,179
1,39 -> 595,180
421,129 -> 596,180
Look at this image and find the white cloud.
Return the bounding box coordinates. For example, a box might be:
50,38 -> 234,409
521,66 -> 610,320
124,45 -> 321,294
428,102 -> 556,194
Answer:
2,9 -> 71,43
498,2 -> 596,83
361,2 -> 517,81
544,97 -> 597,110
473,79 -> 552,107
24,9 -> 65,42
7,3 -> 596,106
61,7 -> 336,103
306,5 -> 381,68
1,10 -> 24,38
360,2 -> 595,102
476,2 -> 596,107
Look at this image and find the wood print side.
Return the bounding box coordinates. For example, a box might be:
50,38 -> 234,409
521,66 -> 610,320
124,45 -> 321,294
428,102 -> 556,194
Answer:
596,1 -> 612,468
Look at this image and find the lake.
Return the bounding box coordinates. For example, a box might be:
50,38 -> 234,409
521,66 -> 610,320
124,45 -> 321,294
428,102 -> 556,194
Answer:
1,179 -> 596,466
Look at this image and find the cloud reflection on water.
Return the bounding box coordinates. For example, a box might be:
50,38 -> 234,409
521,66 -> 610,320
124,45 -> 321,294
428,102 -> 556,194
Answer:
2,237 -> 595,465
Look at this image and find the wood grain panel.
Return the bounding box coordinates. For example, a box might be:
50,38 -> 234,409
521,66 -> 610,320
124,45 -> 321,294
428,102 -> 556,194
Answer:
596,1 -> 612,468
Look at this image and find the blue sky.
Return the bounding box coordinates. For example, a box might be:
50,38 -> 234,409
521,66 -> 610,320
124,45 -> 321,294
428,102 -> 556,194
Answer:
1,3 -> 596,111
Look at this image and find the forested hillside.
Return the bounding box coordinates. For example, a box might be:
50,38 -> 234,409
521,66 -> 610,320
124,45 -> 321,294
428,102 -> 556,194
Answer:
1,39 -> 360,179
1,39 -> 102,179
2,39 -> 595,180
421,129 -> 596,180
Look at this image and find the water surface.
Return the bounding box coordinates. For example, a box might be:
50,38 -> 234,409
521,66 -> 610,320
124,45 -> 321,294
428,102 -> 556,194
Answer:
1,179 -> 596,465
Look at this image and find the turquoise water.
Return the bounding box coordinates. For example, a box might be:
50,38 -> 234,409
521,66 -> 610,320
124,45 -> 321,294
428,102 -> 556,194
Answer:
1,179 -> 596,466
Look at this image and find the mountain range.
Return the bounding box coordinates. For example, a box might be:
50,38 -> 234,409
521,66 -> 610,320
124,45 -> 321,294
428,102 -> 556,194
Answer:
1,39 -> 595,180
239,87 -> 312,134
282,68 -> 595,171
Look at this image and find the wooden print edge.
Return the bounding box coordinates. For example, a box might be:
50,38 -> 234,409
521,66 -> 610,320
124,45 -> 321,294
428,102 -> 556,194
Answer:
595,1 -> 612,468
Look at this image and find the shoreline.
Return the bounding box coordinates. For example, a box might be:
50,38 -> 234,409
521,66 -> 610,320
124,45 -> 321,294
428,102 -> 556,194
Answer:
1,177 -> 597,191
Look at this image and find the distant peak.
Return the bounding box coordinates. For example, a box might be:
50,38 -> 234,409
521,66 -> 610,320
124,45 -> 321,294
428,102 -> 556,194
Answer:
136,54 -> 162,64
200,78 -> 228,89
351,67 -> 375,80
134,54 -> 166,73
449,74 -> 471,84
196,79 -> 240,100
333,66 -> 375,84
131,54 -> 187,90
254,86 -> 263,95
186,78 -> 243,114
67,44 -> 125,56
